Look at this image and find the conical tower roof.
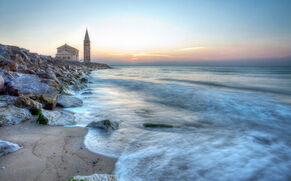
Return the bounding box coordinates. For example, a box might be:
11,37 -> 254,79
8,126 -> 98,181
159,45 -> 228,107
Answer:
84,28 -> 90,41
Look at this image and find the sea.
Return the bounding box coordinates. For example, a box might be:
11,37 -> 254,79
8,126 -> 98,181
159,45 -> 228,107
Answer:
67,66 -> 291,181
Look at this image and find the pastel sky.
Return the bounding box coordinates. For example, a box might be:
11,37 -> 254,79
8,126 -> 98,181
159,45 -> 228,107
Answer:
1,0 -> 291,65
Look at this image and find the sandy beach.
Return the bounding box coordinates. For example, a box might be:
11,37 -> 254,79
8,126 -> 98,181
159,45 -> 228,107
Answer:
0,119 -> 116,181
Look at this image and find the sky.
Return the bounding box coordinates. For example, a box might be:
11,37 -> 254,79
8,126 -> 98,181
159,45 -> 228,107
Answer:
0,0 -> 291,65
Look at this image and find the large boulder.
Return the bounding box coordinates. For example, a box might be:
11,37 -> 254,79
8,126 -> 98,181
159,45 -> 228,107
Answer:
87,120 -> 119,131
7,74 -> 58,110
0,140 -> 22,157
71,174 -> 117,181
57,95 -> 83,108
39,109 -> 76,126
14,96 -> 42,115
0,105 -> 32,126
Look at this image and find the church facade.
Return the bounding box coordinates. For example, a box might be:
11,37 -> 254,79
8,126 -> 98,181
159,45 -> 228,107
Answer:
56,43 -> 79,61
56,29 -> 91,62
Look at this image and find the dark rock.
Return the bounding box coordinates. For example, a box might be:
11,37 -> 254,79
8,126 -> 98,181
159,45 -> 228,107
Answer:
38,94 -> 58,110
57,95 -> 83,108
0,105 -> 32,126
14,96 -> 42,115
87,120 -> 119,131
80,76 -> 88,83
143,123 -> 174,128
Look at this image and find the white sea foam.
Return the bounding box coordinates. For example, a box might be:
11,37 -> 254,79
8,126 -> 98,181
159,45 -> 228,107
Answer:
68,66 -> 291,181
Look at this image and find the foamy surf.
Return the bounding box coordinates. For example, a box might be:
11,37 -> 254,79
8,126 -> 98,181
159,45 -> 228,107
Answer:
67,66 -> 291,181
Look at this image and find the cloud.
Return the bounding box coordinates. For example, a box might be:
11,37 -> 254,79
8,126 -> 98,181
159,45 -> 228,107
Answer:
91,43 -> 291,64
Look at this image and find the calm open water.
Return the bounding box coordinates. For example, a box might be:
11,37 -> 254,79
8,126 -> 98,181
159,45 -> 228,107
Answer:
68,66 -> 291,181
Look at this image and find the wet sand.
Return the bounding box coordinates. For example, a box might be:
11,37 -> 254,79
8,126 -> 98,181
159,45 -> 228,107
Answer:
0,120 -> 116,181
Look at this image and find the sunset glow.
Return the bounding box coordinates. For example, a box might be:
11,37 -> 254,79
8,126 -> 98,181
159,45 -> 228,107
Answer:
1,0 -> 291,65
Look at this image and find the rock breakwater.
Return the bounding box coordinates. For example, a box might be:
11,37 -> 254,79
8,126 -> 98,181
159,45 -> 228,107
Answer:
0,43 -> 111,127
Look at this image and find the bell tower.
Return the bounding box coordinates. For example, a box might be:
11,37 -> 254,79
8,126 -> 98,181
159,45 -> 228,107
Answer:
84,28 -> 90,62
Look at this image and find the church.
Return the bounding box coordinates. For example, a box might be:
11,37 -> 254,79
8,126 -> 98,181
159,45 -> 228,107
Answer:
55,44 -> 79,61
55,29 -> 91,62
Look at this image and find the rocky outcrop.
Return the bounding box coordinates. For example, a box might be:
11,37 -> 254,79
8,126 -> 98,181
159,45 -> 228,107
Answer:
0,140 -> 22,157
0,43 -> 110,126
7,74 -> 59,110
40,110 -> 76,126
57,95 -> 83,108
0,105 -> 32,126
0,44 -> 111,89
14,96 -> 42,115
71,174 -> 117,181
87,120 -> 119,131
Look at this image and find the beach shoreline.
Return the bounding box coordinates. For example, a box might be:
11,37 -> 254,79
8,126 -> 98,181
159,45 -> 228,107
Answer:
0,119 -> 117,181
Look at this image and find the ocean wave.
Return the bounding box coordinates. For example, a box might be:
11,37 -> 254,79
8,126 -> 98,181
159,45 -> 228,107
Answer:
115,129 -> 291,181
89,78 -> 291,130
72,66 -> 291,181
160,78 -> 291,96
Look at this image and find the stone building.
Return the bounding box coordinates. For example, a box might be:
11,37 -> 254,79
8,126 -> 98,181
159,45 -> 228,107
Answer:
56,44 -> 79,61
84,29 -> 90,62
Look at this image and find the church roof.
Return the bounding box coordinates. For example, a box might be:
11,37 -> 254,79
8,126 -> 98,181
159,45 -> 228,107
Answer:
57,43 -> 78,51
84,29 -> 90,41
56,50 -> 73,55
